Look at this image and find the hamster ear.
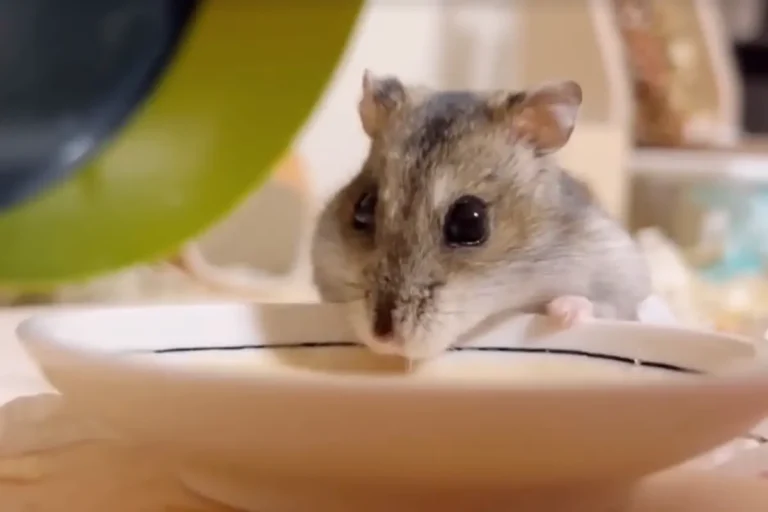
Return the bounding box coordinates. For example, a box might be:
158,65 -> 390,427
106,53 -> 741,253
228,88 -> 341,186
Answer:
490,80 -> 582,155
359,70 -> 407,138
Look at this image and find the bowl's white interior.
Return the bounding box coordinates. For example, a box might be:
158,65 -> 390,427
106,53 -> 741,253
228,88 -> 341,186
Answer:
18,302 -> 758,381
22,302 -> 351,352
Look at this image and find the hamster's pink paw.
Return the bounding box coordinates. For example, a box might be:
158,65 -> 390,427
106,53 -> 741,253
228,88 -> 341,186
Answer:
545,295 -> 594,328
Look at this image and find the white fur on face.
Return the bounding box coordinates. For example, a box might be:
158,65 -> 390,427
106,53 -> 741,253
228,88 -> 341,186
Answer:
345,277 -> 504,361
431,172 -> 452,208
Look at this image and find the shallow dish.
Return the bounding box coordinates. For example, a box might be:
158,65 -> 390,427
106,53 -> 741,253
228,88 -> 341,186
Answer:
16,302 -> 768,512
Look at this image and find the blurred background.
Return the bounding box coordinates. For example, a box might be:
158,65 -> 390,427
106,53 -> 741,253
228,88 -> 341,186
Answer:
4,0 -> 768,340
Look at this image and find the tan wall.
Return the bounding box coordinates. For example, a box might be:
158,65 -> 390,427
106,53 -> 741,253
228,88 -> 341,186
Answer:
517,0 -> 630,219
518,0 -> 612,124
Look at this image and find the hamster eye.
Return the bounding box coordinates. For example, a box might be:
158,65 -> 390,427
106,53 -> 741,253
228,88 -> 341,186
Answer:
352,190 -> 377,233
443,195 -> 487,247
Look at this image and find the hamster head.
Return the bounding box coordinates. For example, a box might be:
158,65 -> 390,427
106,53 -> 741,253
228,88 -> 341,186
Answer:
312,70 -> 583,360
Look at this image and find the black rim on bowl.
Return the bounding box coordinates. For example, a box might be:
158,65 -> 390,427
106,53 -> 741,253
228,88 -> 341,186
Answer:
145,341 -> 702,375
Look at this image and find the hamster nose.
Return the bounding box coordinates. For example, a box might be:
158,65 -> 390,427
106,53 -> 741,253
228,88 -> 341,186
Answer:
372,295 -> 396,339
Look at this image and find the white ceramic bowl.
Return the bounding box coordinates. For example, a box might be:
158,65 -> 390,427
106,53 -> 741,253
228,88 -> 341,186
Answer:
16,302 -> 768,512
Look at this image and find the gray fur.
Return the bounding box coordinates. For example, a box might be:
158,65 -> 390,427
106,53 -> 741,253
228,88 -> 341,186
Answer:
312,76 -> 651,360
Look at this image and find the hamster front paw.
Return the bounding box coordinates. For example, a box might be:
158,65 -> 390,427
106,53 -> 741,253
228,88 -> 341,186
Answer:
545,295 -> 594,328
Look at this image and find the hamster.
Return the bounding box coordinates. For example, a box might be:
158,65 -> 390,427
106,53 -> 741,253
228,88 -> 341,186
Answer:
311,70 -> 651,360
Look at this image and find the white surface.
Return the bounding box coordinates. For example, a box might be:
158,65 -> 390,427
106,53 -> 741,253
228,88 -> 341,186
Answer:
0,308 -> 233,510
0,309 -> 55,403
631,148 -> 768,181
636,296 -> 680,326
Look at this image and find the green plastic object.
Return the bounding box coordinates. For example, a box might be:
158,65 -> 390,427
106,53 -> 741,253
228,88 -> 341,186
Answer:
0,1 -> 362,288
